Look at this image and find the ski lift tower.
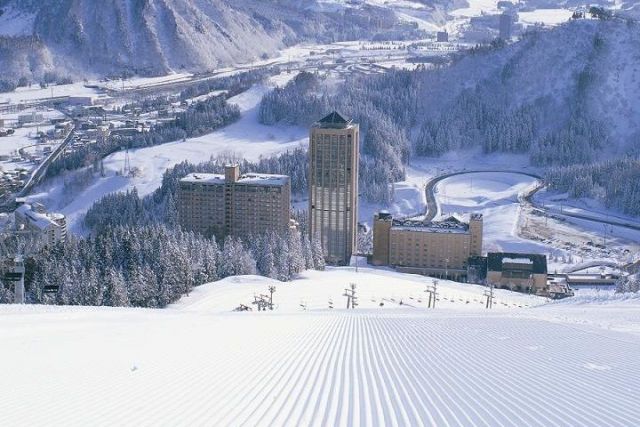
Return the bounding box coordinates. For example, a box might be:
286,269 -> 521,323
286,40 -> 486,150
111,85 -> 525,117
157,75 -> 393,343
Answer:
4,255 -> 25,303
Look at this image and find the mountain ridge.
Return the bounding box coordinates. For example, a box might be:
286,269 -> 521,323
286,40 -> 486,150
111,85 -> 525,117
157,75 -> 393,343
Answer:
0,0 -> 414,82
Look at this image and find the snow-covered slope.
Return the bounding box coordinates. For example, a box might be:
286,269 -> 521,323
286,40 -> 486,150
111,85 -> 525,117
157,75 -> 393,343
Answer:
0,0 -> 410,81
415,17 -> 640,153
1,267 -> 639,426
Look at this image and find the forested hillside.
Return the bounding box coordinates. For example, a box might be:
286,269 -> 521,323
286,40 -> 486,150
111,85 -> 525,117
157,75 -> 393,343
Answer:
259,18 -> 640,210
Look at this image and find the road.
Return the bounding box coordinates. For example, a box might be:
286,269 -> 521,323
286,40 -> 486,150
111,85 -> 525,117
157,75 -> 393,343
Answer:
423,169 -> 640,232
18,126 -> 75,197
423,169 -> 544,222
0,126 -> 75,212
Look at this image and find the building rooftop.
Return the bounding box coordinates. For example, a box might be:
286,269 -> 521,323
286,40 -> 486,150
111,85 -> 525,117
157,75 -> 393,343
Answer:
487,252 -> 547,274
502,257 -> 533,265
15,204 -> 63,230
565,274 -> 619,282
391,216 -> 470,234
314,111 -> 354,129
181,172 -> 289,186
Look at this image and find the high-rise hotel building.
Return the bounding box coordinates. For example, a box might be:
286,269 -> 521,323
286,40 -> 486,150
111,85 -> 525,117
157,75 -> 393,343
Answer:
178,165 -> 291,240
309,112 -> 359,265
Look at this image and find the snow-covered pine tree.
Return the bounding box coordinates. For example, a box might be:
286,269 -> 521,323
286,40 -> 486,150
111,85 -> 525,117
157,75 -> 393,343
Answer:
311,234 -> 325,271
104,267 -> 129,307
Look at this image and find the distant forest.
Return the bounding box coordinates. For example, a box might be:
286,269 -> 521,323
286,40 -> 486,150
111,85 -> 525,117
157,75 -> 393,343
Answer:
546,158 -> 640,216
259,18 -> 640,215
15,223 -> 325,307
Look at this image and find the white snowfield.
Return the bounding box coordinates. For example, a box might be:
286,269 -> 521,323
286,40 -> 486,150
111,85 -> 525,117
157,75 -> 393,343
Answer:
2,267 -> 640,427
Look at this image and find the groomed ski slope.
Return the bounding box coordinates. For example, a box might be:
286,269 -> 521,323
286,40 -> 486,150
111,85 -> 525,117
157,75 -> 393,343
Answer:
1,268 -> 639,426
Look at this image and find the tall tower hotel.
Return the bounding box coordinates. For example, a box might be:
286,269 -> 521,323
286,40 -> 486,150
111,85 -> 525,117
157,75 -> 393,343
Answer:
309,112 -> 359,266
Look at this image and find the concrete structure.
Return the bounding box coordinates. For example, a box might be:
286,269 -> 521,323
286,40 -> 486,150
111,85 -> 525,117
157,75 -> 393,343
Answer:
499,12 -> 513,40
14,203 -> 67,246
486,252 -> 547,292
18,112 -> 44,125
372,213 -> 483,279
309,112 -> 359,266
67,96 -> 100,107
178,165 -> 291,240
436,31 -> 449,42
562,273 -> 619,291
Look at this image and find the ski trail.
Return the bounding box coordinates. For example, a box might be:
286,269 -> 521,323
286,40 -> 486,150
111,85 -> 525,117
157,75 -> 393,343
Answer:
2,310 -> 640,426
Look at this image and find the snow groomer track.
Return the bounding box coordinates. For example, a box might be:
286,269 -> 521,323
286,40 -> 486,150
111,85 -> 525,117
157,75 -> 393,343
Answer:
2,305 -> 639,426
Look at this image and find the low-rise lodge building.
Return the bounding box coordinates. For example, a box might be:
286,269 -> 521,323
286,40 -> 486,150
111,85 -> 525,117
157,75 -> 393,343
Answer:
486,252 -> 548,292
560,273 -> 619,291
371,212 -> 483,279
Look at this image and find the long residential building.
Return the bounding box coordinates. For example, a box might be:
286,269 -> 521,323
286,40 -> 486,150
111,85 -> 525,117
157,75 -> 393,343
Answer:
177,165 -> 291,240
14,202 -> 67,245
372,212 -> 483,279
309,112 -> 359,266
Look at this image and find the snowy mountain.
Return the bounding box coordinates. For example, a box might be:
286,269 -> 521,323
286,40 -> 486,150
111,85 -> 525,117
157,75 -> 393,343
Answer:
259,16 -> 640,162
415,17 -> 640,156
0,0 -> 420,82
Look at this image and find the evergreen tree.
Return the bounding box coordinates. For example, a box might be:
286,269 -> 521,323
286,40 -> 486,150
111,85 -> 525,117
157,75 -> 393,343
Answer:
105,268 -> 129,307
311,234 -> 326,271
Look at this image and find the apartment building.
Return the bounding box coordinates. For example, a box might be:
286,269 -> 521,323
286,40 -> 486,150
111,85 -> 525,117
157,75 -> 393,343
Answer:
177,165 -> 291,240
372,212 -> 483,279
309,112 -> 359,266
14,203 -> 67,246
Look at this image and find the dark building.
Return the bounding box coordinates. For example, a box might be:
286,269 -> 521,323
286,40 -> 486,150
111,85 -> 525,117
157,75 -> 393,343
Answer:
487,252 -> 548,291
436,31 -> 449,42
499,12 -> 513,40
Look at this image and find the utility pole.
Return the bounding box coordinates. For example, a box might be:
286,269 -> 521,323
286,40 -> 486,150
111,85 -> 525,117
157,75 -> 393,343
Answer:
425,279 -> 438,308
431,279 -> 438,308
425,283 -> 433,308
484,283 -> 494,309
268,285 -> 276,310
344,283 -> 358,309
123,149 -> 131,176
